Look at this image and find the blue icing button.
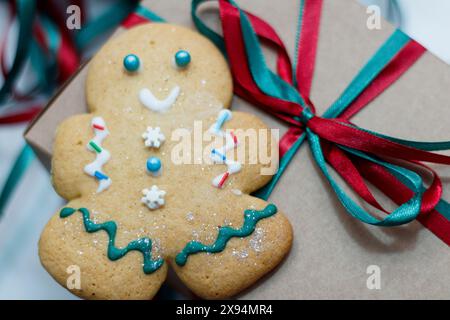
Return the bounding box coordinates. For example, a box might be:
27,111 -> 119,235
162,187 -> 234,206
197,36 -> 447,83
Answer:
147,157 -> 161,173
123,54 -> 140,72
174,50 -> 191,68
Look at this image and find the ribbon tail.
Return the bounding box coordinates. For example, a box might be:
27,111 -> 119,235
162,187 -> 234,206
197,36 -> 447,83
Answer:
308,117 -> 450,165
323,29 -> 411,119
307,128 -> 422,226
0,145 -> 35,218
353,153 -> 450,245
0,0 -> 36,103
359,127 -> 450,151
254,133 -> 306,200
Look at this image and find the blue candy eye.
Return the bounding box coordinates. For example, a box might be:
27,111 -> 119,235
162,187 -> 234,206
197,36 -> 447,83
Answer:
123,54 -> 140,72
174,50 -> 191,68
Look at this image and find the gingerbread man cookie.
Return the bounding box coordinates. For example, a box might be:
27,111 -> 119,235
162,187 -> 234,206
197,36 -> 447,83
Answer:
39,23 -> 292,299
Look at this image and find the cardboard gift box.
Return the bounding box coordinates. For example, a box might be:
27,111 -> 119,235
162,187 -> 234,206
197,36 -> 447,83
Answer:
25,0 -> 450,299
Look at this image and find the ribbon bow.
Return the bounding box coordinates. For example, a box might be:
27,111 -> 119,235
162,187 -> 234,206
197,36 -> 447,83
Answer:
192,0 -> 450,243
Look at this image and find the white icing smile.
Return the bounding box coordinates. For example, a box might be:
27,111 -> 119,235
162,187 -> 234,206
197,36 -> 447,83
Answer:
139,86 -> 180,112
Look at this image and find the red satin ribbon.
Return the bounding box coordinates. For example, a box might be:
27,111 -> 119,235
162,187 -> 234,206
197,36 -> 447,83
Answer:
340,41 -> 425,119
38,0 -> 79,82
122,13 -> 152,29
355,156 -> 450,244
0,106 -> 42,124
0,0 -> 82,125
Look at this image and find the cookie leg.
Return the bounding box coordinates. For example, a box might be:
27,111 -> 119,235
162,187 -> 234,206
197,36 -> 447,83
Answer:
39,204 -> 168,300
170,201 -> 292,299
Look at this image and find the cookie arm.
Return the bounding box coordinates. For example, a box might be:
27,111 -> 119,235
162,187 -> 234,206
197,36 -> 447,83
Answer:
51,114 -> 98,200
216,111 -> 279,194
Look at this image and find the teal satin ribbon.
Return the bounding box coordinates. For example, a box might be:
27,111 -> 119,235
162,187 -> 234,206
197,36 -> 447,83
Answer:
133,4 -> 166,22
0,0 -> 36,103
308,131 -> 421,225
238,8 -> 305,105
191,0 -> 226,54
323,30 -> 409,118
75,0 -> 141,51
0,145 -> 35,217
28,15 -> 61,97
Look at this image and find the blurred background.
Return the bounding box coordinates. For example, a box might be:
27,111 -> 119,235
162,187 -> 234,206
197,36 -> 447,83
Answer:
0,0 -> 449,299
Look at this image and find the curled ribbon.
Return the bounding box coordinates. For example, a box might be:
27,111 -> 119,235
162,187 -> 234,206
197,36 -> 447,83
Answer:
192,0 -> 450,243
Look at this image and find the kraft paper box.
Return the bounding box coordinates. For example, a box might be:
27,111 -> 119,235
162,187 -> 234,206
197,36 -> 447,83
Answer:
25,0 -> 450,299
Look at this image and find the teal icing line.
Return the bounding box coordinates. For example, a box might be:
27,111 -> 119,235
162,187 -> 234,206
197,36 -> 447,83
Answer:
60,207 -> 164,274
175,204 -> 277,266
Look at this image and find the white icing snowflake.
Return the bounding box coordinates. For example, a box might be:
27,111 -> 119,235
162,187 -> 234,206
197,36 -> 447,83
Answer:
141,185 -> 166,210
142,126 -> 165,148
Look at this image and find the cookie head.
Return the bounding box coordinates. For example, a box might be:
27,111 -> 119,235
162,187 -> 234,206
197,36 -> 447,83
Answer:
86,23 -> 233,117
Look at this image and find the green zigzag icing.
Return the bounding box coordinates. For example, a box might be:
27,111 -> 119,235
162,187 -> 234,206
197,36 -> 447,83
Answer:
60,207 -> 164,274
175,204 -> 277,266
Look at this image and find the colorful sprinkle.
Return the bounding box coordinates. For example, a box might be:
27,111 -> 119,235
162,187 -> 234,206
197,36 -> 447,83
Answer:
94,171 -> 108,180
211,149 -> 226,161
174,50 -> 191,68
93,124 -> 105,131
213,109 -> 232,133
89,141 -> 102,153
186,212 -> 194,222
230,131 -> 238,145
218,172 -> 230,188
84,117 -> 111,193
231,189 -> 243,196
123,54 -> 140,72
209,110 -> 241,189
